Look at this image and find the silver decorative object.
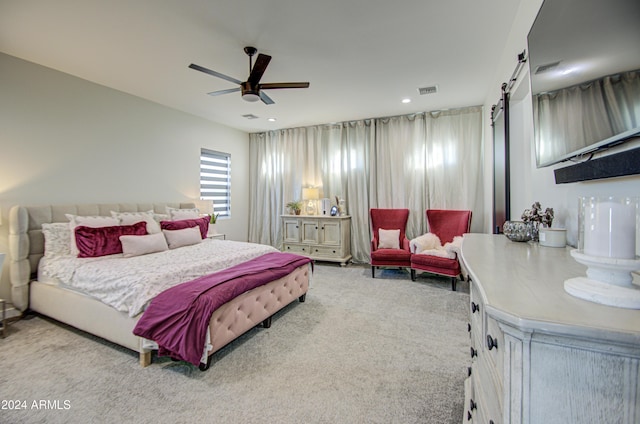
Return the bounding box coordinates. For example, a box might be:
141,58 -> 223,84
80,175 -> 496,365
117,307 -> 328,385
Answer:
503,221 -> 534,242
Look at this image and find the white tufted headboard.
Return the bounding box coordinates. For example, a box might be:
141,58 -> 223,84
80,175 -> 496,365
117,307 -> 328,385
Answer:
8,202 -> 195,312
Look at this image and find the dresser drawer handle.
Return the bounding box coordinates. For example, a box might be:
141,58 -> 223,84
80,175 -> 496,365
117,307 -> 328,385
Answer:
470,399 -> 477,410
467,323 -> 471,332
471,302 -> 479,313
487,334 -> 498,350
470,347 -> 477,358
467,366 -> 472,377
467,411 -> 472,421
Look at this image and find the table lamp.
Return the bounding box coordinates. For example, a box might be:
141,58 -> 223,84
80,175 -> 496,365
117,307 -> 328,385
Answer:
302,188 -> 319,215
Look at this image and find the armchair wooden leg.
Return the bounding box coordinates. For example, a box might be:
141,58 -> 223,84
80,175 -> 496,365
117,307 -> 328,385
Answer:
371,266 -> 375,278
411,269 -> 416,281
451,277 -> 457,291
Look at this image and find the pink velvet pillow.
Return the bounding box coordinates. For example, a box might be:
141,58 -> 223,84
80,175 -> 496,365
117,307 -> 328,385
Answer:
160,216 -> 209,239
75,221 -> 147,258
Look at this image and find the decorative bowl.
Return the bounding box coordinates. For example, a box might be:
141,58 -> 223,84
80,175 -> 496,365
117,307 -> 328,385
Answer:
503,221 -> 533,242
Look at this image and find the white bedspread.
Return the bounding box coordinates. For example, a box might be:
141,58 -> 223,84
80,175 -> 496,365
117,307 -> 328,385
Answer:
39,239 -> 278,317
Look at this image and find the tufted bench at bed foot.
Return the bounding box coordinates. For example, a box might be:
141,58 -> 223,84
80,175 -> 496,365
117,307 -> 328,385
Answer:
140,263 -> 311,370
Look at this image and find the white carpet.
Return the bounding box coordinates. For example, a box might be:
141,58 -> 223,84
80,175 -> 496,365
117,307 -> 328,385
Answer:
0,264 -> 470,424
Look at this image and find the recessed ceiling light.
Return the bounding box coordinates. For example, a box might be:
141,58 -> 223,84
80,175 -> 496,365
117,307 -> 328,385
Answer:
402,98 -> 411,104
267,118 -> 277,122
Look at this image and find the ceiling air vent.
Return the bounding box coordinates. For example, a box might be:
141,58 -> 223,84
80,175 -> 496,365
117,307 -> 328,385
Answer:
535,61 -> 560,74
242,114 -> 259,120
418,85 -> 438,95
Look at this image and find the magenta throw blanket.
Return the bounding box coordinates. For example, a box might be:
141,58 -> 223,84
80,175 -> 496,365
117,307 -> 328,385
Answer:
133,252 -> 312,366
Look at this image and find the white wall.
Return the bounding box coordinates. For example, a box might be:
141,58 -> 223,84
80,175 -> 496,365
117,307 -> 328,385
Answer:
0,53 -> 251,299
483,0 -> 640,247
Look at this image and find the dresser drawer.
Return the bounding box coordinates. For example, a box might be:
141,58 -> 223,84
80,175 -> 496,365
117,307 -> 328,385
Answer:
464,377 -> 475,423
485,316 -> 504,385
469,281 -> 483,337
473,353 -> 502,424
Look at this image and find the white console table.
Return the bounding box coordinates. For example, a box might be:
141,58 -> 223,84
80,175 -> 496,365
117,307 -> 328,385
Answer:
460,234 -> 640,424
281,215 -> 351,266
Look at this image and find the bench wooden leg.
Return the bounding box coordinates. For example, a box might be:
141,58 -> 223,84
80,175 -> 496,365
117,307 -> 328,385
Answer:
199,355 -> 213,371
139,350 -> 152,367
262,316 -> 272,328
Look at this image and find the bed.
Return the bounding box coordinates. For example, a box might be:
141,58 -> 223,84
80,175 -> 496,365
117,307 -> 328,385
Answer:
8,202 -> 312,370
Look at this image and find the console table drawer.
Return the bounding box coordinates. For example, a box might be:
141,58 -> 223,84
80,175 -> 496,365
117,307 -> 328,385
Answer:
311,245 -> 343,258
283,243 -> 309,254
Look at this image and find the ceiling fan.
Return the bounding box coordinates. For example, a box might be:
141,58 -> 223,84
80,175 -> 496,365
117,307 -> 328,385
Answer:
189,46 -> 310,105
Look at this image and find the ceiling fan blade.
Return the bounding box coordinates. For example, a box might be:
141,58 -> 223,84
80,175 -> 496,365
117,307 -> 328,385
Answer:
207,87 -> 241,96
260,82 -> 310,90
188,63 -> 242,85
259,91 -> 275,105
247,54 -> 272,86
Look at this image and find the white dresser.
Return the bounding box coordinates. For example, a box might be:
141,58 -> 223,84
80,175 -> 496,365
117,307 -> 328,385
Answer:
281,215 -> 351,266
461,234 -> 640,424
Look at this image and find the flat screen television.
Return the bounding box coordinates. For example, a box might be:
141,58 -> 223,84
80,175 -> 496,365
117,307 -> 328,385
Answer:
527,0 -> 640,168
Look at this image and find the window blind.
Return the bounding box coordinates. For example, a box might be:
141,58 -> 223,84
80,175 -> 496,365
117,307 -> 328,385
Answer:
200,148 -> 231,217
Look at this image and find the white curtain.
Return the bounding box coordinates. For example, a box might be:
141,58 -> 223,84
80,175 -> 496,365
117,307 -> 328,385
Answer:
248,106 -> 484,263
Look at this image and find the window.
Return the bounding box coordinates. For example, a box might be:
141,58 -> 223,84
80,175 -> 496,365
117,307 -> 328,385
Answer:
200,148 -> 231,218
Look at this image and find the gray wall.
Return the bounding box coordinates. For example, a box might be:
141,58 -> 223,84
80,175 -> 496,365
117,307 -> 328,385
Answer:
0,53 -> 251,299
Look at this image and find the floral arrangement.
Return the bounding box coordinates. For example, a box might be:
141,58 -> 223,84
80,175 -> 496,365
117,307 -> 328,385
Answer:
209,213 -> 219,224
521,201 -> 554,228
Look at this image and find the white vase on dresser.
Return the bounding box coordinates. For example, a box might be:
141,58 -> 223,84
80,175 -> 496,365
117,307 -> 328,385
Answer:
460,234 -> 640,424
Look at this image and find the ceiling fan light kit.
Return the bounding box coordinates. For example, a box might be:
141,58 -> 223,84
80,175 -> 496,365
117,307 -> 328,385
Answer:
190,46 -> 309,105
241,81 -> 260,102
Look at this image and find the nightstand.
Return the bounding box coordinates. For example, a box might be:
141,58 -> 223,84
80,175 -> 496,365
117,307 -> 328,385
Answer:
0,299 -> 6,338
208,233 -> 226,240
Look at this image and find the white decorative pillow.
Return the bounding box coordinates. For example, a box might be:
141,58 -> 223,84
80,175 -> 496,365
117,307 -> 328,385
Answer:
166,206 -> 200,221
162,226 -> 202,249
119,233 -> 168,258
65,214 -> 119,256
378,228 -> 401,249
111,210 -> 161,234
42,222 -> 72,257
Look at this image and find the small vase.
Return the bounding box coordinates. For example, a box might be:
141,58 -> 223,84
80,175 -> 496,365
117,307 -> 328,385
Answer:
208,223 -> 218,236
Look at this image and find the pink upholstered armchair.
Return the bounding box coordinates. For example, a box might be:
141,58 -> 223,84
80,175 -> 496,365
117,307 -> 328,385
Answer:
410,209 -> 472,290
369,208 -> 412,278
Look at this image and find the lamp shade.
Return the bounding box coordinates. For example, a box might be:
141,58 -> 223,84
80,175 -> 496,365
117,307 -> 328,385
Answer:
302,188 -> 319,200
194,199 -> 214,215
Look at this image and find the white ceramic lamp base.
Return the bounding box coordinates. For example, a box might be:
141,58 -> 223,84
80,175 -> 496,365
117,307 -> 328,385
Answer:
564,250 -> 640,309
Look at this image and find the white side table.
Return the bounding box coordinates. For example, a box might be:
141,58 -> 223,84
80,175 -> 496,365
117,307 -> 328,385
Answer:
208,234 -> 226,240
